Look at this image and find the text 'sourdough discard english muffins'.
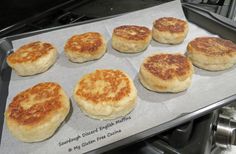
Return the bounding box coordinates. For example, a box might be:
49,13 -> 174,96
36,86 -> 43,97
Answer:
5,82 -> 70,142
7,41 -> 57,76
187,37 -> 236,71
152,17 -> 189,44
139,53 -> 193,93
112,25 -> 151,53
73,69 -> 137,120
64,32 -> 107,63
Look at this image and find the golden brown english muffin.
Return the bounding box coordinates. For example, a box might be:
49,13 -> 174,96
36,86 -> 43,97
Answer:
139,53 -> 193,93
5,82 -> 70,142
73,69 -> 137,120
187,37 -> 236,71
152,17 -> 189,44
64,32 -> 106,63
112,25 -> 151,53
7,41 -> 57,76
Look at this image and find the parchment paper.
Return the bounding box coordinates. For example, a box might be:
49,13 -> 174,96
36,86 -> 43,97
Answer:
1,0 -> 236,153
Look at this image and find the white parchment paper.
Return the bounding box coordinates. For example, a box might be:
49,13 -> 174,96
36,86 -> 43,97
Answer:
1,0 -> 236,153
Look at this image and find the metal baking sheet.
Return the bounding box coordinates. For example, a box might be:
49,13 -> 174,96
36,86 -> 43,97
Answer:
1,0 -> 236,153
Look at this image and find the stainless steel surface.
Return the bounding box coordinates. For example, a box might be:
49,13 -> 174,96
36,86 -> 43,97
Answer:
215,115 -> 236,148
0,39 -> 12,75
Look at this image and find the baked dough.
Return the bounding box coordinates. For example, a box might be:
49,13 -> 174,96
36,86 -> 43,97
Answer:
7,41 -> 57,76
112,25 -> 151,53
187,37 -> 236,71
5,82 -> 70,142
64,32 -> 106,62
152,17 -> 189,44
73,69 -> 137,120
139,53 -> 193,92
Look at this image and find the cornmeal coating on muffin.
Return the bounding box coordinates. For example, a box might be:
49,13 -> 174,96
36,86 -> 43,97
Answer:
187,37 -> 236,71
139,53 -> 193,92
7,41 -> 57,76
112,25 -> 151,53
64,32 -> 106,62
73,69 -> 137,120
5,82 -> 70,142
152,17 -> 188,44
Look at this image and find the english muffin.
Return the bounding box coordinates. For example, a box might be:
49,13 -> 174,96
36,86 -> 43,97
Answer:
112,25 -> 151,53
5,82 -> 70,142
139,53 -> 193,93
187,37 -> 236,71
64,32 -> 107,63
7,41 -> 57,76
152,17 -> 189,44
73,69 -> 137,120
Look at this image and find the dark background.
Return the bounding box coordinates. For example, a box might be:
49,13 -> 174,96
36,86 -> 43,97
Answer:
0,0 -> 68,29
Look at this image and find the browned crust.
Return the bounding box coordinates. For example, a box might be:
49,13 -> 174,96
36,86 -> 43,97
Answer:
7,41 -> 54,64
188,37 -> 236,56
75,70 -> 131,104
64,32 -> 103,53
7,82 -> 62,125
144,54 -> 191,80
153,17 -> 187,33
113,25 -> 151,41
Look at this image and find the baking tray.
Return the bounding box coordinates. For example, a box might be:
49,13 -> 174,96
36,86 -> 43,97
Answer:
182,3 -> 236,43
1,1 -> 236,153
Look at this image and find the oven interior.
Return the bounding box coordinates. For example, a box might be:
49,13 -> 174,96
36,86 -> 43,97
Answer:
0,0 -> 236,153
